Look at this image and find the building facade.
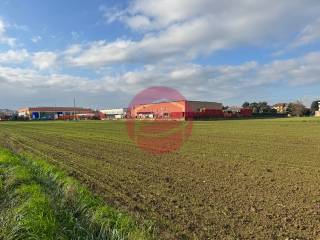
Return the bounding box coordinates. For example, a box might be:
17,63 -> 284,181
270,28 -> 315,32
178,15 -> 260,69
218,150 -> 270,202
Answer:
273,103 -> 288,114
130,100 -> 223,120
316,102 -> 320,117
18,107 -> 94,120
100,108 -> 128,119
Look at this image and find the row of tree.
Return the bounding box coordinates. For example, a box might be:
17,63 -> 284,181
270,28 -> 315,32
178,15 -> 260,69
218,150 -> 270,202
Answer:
242,102 -> 277,114
241,100 -> 319,117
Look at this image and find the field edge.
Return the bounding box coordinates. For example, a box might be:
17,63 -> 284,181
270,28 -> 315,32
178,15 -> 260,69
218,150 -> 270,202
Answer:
0,147 -> 154,240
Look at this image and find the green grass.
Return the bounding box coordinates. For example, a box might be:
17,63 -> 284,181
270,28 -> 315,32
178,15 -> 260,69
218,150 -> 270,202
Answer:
1,118 -> 320,239
0,148 -> 153,240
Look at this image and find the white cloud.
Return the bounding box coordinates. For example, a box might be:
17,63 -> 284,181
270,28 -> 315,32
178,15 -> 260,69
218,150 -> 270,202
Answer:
120,0 -> 320,34
0,19 -> 5,34
0,18 -> 16,47
0,49 -> 29,63
32,51 -> 58,70
31,35 -> 42,43
66,40 -> 135,67
290,18 -> 320,48
126,15 -> 151,30
0,65 -> 100,92
262,52 -> 320,86
98,51 -> 320,98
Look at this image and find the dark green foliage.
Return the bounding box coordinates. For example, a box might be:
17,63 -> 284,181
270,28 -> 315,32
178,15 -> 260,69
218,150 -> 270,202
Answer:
244,101 -> 277,114
242,102 -> 250,108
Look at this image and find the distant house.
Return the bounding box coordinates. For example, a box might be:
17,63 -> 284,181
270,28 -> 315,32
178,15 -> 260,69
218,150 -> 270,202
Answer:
272,103 -> 287,114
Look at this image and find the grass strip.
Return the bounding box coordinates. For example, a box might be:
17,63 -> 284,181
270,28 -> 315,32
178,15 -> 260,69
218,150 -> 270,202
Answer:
0,148 -> 153,240
0,149 -> 58,240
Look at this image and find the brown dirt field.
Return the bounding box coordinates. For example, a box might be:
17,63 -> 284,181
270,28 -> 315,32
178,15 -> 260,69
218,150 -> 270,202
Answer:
1,118 -> 320,239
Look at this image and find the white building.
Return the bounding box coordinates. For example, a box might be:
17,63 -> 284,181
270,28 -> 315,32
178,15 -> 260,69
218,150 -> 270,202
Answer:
316,102 -> 320,117
100,108 -> 128,119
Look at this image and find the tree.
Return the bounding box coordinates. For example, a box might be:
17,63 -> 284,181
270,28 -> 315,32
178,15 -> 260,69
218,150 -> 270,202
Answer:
310,100 -> 320,115
247,101 -> 274,114
287,101 -> 309,117
249,102 -> 259,114
257,102 -> 273,113
242,102 -> 250,108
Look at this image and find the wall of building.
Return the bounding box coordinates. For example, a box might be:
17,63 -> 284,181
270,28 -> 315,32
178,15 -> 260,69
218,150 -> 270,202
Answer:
17,107 -> 93,120
130,100 -> 223,119
100,108 -> 128,119
131,100 -> 186,119
186,101 -> 223,112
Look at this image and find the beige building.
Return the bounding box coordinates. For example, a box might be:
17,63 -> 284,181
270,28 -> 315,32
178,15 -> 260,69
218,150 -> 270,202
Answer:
272,103 -> 287,114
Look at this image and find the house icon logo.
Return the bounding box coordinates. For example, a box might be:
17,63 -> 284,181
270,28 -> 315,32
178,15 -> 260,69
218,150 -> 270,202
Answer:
126,86 -> 193,154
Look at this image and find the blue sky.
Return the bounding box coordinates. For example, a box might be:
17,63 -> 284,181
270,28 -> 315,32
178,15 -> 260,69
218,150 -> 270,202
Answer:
0,0 -> 320,109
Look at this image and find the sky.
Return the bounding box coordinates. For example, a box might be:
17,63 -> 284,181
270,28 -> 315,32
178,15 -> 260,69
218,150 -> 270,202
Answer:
0,0 -> 320,109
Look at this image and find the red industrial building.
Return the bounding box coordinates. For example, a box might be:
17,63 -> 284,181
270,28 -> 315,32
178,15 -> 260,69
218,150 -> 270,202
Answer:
129,100 -> 253,120
130,100 -> 224,120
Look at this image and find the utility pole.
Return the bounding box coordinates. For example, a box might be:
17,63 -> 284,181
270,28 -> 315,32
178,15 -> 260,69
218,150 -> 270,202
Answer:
73,97 -> 76,121
54,104 -> 56,120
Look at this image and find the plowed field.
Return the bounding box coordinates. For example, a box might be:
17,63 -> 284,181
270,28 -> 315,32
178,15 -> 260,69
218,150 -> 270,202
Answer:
1,118 -> 320,239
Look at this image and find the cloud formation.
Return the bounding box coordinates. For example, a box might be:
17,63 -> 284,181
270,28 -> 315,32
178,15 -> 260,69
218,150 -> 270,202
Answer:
32,51 -> 58,70
0,18 -> 16,46
290,18 -> 320,48
71,0 -> 320,68
1,1 -> 320,108
1,51 -> 320,105
0,49 -> 29,63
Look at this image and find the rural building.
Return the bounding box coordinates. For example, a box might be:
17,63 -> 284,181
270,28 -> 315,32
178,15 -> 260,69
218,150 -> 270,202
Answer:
273,103 -> 288,114
130,100 -> 223,120
100,108 -> 128,119
18,107 -> 94,120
